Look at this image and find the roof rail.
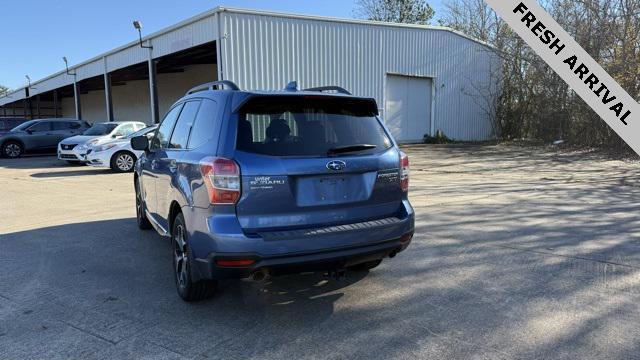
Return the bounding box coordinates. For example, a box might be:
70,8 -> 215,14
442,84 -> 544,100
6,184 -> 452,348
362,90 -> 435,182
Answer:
303,86 -> 351,95
186,80 -> 240,95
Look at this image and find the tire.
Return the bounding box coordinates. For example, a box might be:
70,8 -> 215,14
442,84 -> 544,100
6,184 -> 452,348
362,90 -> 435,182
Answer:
348,259 -> 383,272
2,141 -> 24,158
172,213 -> 217,302
111,151 -> 136,173
135,178 -> 152,230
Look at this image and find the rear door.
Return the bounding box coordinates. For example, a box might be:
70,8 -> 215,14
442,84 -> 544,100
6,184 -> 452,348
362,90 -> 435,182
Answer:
144,104 -> 183,226
154,100 -> 201,228
233,96 -> 403,234
51,121 -> 78,144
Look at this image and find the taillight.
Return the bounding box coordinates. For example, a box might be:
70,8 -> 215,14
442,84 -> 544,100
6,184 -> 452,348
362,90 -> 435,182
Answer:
400,232 -> 413,243
215,259 -> 255,267
400,151 -> 409,192
199,157 -> 241,204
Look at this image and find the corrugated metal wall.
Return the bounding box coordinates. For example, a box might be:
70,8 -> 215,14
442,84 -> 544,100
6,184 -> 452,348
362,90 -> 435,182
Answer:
153,15 -> 218,58
220,11 -> 500,141
1,8 -> 500,141
0,9 -> 221,107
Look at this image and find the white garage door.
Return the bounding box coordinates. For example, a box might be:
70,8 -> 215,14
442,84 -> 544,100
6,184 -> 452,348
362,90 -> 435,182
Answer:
384,74 -> 432,143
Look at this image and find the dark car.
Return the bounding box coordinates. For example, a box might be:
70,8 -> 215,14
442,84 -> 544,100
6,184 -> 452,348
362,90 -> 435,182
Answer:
131,81 -> 414,301
0,118 -> 90,158
0,118 -> 29,135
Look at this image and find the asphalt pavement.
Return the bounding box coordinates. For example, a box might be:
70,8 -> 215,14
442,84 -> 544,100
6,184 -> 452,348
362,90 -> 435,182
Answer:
1,145 -> 639,359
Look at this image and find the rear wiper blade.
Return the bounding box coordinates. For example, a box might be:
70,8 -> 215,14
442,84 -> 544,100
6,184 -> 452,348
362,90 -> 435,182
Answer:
327,144 -> 377,155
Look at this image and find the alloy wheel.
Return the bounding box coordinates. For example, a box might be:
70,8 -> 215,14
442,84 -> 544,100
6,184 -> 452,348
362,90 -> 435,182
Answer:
173,224 -> 189,289
116,154 -> 134,171
135,182 -> 143,221
4,143 -> 21,158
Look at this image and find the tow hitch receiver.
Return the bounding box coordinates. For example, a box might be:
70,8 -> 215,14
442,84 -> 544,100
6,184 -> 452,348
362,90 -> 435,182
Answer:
325,268 -> 347,280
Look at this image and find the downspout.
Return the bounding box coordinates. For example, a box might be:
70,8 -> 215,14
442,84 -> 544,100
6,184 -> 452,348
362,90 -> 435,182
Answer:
215,9 -> 225,81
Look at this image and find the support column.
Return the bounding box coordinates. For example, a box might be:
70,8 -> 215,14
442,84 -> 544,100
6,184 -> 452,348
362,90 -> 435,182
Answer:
36,95 -> 41,119
104,73 -> 114,121
103,57 -> 114,121
147,46 -> 159,124
24,88 -> 30,119
73,80 -> 82,120
53,90 -> 59,118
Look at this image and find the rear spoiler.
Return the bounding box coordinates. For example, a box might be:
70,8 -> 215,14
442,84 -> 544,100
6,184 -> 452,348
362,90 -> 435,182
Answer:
233,94 -> 379,115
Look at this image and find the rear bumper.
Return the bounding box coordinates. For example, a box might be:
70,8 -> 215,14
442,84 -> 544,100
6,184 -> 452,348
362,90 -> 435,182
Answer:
193,233 -> 412,280
188,200 -> 415,281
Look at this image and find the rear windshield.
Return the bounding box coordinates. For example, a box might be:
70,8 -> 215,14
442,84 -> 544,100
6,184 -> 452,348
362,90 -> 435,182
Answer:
236,96 -> 391,157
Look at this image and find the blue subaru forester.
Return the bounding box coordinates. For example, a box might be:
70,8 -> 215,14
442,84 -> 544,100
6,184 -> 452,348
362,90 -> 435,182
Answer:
131,81 -> 414,301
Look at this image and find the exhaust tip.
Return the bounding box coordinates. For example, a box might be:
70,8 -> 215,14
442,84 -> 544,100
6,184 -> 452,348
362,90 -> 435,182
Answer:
250,269 -> 269,282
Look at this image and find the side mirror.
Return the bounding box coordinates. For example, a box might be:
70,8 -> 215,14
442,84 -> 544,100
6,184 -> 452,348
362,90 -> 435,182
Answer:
26,129 -> 33,134
131,135 -> 149,151
112,133 -> 123,138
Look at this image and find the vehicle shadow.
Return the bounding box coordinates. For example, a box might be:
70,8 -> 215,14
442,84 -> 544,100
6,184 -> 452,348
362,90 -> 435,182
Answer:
0,154 -> 68,170
5,143 -> 640,359
0,218 -> 373,358
30,168 -> 115,178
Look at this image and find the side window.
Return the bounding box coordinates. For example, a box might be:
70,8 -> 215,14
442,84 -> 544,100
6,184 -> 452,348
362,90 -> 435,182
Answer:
116,124 -> 136,137
52,121 -> 73,130
169,101 -> 201,149
28,122 -> 51,132
151,105 -> 183,150
188,99 -> 219,149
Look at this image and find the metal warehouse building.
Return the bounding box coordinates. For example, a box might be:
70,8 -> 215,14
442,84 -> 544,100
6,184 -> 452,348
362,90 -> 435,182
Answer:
0,7 -> 499,142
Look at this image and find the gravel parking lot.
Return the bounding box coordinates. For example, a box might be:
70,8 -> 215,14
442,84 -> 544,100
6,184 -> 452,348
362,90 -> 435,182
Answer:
1,145 -> 640,359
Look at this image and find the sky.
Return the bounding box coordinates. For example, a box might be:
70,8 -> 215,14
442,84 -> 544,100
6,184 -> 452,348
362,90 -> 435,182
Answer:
1,0 -> 444,90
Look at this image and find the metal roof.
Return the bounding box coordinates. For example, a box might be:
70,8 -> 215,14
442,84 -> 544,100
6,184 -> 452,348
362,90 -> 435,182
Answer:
0,6 -> 492,107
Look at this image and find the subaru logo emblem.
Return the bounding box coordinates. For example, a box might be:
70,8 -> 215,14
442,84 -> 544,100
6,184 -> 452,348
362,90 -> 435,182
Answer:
326,160 -> 346,171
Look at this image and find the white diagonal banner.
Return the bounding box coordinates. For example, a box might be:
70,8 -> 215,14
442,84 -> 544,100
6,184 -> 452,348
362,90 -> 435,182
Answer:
484,0 -> 640,154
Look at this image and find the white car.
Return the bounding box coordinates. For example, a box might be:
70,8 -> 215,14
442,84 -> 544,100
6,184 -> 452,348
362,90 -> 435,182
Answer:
58,121 -> 146,164
86,125 -> 157,172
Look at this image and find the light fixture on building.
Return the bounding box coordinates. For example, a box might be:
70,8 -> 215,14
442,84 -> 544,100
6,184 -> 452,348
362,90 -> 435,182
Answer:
62,57 -> 76,76
133,20 -> 153,49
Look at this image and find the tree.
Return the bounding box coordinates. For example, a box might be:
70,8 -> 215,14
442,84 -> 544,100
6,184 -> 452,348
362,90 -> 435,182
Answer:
355,0 -> 435,25
0,85 -> 8,97
441,0 -> 640,153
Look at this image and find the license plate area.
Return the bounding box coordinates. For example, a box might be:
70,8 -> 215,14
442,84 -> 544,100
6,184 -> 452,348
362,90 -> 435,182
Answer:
295,174 -> 369,206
